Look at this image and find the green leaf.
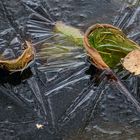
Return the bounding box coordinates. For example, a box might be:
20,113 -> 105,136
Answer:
88,24 -> 140,68
54,21 -> 83,46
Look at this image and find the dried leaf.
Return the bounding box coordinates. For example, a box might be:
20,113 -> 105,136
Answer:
122,49 -> 140,75
36,124 -> 44,129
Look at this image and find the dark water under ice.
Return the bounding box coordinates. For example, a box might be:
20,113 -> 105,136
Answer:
0,0 -> 140,139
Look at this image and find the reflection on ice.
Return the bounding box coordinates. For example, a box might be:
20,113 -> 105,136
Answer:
0,0 -> 140,139
24,0 -> 140,135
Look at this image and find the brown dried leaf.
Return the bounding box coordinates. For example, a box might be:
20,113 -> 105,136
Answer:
122,49 -> 140,75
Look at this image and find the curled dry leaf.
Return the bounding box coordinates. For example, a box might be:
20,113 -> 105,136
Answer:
0,41 -> 35,72
83,24 -> 140,69
122,49 -> 140,75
